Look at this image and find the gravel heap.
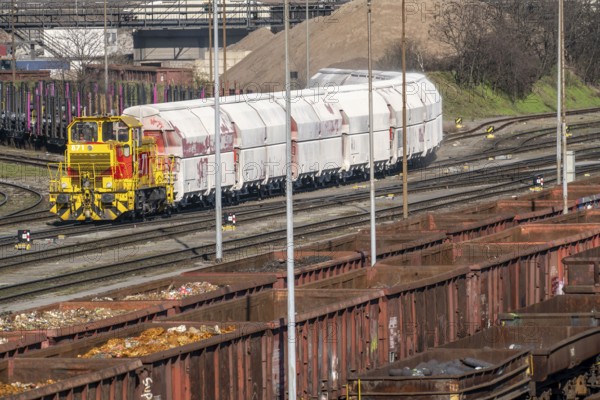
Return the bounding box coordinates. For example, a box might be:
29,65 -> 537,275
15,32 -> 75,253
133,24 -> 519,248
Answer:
226,0 -> 453,87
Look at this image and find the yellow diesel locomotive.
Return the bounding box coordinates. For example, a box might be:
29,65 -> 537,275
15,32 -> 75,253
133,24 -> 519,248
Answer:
49,115 -> 174,221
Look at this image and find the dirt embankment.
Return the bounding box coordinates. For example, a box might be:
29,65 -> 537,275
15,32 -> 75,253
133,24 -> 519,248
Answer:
225,0 -> 454,89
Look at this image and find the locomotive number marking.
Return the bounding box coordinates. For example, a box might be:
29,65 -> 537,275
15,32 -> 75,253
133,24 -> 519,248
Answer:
70,144 -> 91,151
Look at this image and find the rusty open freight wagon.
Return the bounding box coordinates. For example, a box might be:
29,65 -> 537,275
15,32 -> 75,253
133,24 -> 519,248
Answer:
360,210 -> 516,243
469,223 -> 600,294
561,245 -> 600,293
520,184 -> 600,204
346,347 -> 530,399
184,250 -> 368,289
466,198 -> 570,219
301,265 -> 471,356
540,209 -> 600,225
376,223 -> 600,333
20,291 -> 386,400
188,236 -> 447,287
74,273 -> 278,313
0,333 -> 48,360
443,325 -> 600,398
307,230 -> 448,258
0,300 -> 173,347
0,358 -> 142,400
17,321 -> 267,400
498,294 -> 600,327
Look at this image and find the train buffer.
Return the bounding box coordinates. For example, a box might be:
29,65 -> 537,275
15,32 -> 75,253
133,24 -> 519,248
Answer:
15,229 -> 32,250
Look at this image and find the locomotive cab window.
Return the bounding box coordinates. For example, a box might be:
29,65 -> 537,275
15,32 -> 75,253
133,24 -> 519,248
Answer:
71,122 -> 98,142
135,128 -> 142,145
117,128 -> 130,142
101,121 -> 115,141
102,121 -> 130,142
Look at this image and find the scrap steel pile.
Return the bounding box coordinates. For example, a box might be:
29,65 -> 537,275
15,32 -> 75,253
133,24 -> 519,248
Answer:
389,357 -> 493,377
79,325 -> 234,358
121,282 -> 221,301
0,380 -> 56,397
0,308 -> 131,331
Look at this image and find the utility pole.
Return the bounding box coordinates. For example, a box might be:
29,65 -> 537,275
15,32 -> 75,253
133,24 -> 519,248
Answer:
556,0 -> 562,197
560,0 -> 568,214
208,0 -> 213,84
222,0 -> 227,94
104,0 -> 109,113
306,0 -> 310,87
214,0 -> 223,261
401,0 -> 408,219
284,0 -> 297,396
367,0 -> 376,266
11,0 -> 16,88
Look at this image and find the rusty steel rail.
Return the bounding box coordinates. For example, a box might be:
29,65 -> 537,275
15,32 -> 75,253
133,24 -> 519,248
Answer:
0,177 -> 554,303
0,181 -> 44,218
1,156 -> 600,303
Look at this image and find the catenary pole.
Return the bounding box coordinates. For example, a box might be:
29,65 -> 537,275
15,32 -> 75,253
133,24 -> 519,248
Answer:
209,0 -> 213,84
402,0 -> 408,219
222,0 -> 227,91
11,0 -> 16,88
104,0 -> 109,114
560,0 -> 567,214
306,0 -> 310,87
367,0 -> 376,266
214,0 -> 223,261
556,0 -> 562,197
284,0 -> 297,395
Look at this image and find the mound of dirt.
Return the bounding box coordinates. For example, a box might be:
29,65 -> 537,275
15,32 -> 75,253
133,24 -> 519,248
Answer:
226,0 -> 454,89
228,27 -> 275,52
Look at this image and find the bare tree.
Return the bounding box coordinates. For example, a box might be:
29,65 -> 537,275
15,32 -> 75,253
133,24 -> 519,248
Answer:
433,1 -> 499,86
565,0 -> 600,83
49,28 -> 104,84
382,0 -> 600,99
377,40 -> 434,72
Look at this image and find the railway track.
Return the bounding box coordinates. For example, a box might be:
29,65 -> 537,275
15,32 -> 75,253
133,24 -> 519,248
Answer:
0,142 -> 586,261
0,179 -> 530,302
2,158 -> 600,304
0,112 -> 599,303
0,113 -> 597,235
446,106 -> 600,141
0,119 -> 598,254
0,181 -> 45,218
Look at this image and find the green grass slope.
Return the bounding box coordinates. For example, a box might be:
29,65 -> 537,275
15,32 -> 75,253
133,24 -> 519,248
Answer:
427,71 -> 600,121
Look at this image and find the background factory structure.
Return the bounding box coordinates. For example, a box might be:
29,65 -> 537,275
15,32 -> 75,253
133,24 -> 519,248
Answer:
0,0 -> 344,85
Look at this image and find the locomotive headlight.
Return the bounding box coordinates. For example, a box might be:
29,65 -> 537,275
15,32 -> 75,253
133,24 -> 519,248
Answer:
61,182 -> 68,189
103,177 -> 113,189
